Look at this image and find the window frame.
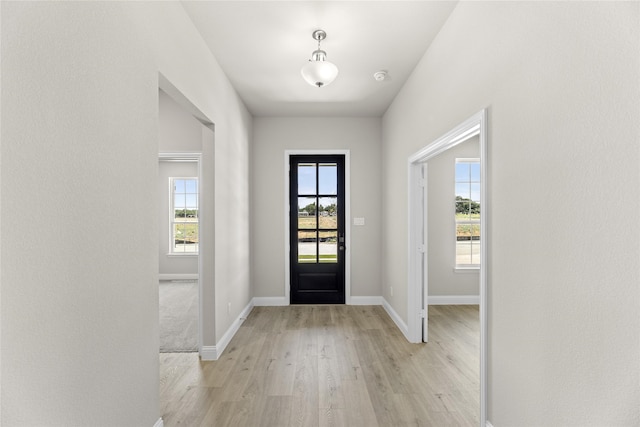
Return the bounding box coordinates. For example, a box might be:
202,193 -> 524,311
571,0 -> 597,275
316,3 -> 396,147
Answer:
169,176 -> 199,256
454,158 -> 480,270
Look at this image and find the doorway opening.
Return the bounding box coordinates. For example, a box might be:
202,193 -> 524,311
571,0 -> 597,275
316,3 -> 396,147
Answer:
408,109 -> 488,425
158,157 -> 201,353
289,155 -> 346,304
284,150 -> 351,304
158,74 -> 216,360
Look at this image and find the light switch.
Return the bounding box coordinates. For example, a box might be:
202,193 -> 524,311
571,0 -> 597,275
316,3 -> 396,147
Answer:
353,217 -> 365,226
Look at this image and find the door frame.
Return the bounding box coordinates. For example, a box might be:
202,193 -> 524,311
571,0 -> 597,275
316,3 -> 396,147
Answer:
407,109 -> 487,426
284,150 -> 351,304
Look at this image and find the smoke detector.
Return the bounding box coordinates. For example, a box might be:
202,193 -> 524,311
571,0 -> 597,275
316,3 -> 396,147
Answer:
373,70 -> 388,82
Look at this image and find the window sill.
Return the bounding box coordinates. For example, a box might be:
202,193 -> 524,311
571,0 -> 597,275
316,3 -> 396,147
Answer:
454,267 -> 480,273
167,253 -> 199,257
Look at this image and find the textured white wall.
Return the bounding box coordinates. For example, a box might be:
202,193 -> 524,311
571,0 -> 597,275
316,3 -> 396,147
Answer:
252,117 -> 382,299
0,2 -> 3,421
427,137 -> 479,297
1,2 -> 251,425
214,102 -> 252,342
382,1 -> 639,425
158,89 -> 203,153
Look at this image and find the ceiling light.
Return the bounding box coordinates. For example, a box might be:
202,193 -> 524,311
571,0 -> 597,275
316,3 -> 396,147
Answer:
301,30 -> 339,88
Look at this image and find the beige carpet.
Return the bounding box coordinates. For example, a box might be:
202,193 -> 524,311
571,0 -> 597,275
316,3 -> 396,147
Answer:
159,280 -> 198,352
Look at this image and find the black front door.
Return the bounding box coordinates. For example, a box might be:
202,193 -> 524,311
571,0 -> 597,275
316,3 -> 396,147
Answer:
290,155 -> 345,304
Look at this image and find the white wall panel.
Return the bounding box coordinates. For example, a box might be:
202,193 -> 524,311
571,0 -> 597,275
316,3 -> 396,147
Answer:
0,2 -> 251,425
382,2 -> 639,424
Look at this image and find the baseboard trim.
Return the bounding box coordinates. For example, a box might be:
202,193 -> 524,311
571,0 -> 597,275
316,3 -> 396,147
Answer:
159,273 -> 198,281
254,296 -> 385,306
215,300 -> 254,358
200,345 -> 217,361
200,300 -> 254,361
428,295 -> 479,305
153,418 -> 164,427
350,296 -> 383,305
382,298 -> 410,341
253,296 -> 289,306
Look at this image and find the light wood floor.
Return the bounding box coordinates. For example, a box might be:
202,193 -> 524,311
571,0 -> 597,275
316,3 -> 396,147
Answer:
159,305 -> 479,427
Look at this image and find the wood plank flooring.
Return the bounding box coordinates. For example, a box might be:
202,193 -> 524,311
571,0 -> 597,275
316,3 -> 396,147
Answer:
159,305 -> 479,427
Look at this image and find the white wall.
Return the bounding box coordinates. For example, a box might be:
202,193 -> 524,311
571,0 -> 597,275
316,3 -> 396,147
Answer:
0,2 -> 3,420
157,90 -> 200,277
158,89 -> 203,153
252,117 -> 382,300
1,2 -> 251,425
158,161 -> 198,276
427,136 -> 479,297
382,1 -> 639,425
213,103 -> 251,343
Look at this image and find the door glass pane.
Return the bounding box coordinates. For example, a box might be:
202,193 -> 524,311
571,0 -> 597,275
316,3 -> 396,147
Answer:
298,231 -> 316,263
298,163 -> 316,195
318,163 -> 337,195
297,197 -> 316,229
318,231 -> 337,263
318,197 -> 337,229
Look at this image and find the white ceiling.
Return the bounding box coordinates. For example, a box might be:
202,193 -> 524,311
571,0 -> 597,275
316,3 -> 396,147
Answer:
181,1 -> 458,117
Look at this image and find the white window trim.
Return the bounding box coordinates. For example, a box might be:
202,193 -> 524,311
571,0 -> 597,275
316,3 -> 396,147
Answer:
168,176 -> 199,256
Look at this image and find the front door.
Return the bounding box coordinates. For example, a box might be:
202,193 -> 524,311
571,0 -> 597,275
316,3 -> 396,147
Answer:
289,155 -> 345,304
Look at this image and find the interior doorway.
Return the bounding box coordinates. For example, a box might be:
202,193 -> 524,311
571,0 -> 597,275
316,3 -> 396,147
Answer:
158,158 -> 200,352
408,109 -> 488,425
158,76 -> 216,360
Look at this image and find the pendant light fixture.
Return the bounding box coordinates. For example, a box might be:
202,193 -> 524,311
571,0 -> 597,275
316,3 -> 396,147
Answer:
301,29 -> 339,88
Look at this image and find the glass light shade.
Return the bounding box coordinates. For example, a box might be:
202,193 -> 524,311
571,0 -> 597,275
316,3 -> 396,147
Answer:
301,60 -> 339,88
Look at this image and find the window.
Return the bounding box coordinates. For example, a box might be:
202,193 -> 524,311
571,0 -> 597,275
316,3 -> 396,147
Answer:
455,159 -> 480,268
170,177 -> 198,254
296,161 -> 339,264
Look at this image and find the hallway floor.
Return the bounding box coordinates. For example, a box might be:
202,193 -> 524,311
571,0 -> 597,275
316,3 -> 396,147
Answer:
159,304 -> 479,426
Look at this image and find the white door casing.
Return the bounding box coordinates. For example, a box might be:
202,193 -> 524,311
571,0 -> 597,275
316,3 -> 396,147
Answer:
407,109 -> 487,426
